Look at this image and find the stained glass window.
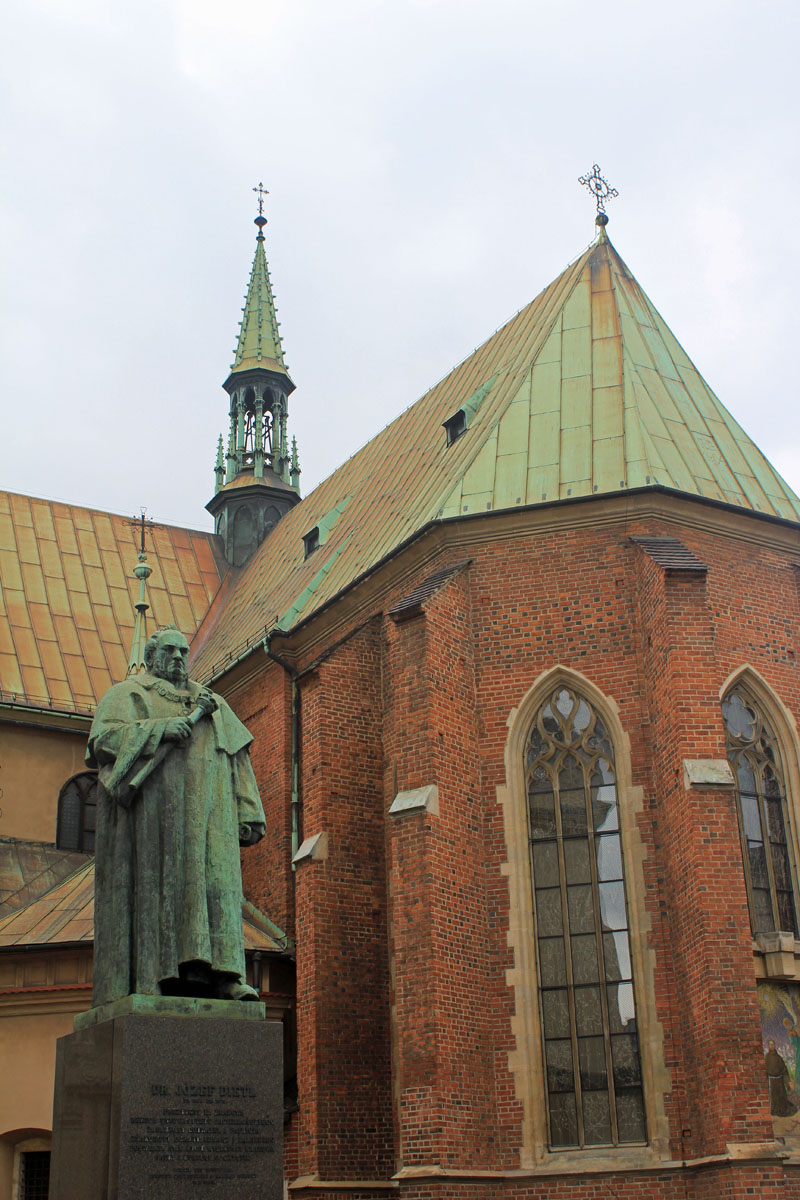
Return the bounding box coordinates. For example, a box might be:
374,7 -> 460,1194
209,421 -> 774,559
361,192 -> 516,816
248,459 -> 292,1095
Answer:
526,686 -> 646,1149
722,689 -> 798,937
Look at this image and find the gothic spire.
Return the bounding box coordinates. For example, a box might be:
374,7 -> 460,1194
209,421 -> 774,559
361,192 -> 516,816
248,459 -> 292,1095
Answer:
208,188 -> 301,567
229,186 -> 291,383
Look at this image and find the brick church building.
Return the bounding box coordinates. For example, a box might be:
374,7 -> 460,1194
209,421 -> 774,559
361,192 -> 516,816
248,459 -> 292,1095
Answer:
2,193 -> 800,1197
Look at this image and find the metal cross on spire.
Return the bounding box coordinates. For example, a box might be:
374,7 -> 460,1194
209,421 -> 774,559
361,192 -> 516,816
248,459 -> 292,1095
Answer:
578,164 -> 619,226
253,181 -> 269,230
127,508 -> 154,560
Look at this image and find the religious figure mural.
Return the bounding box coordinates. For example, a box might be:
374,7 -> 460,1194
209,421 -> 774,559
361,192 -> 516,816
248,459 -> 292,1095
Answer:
758,983 -> 800,1148
87,626 -> 267,1005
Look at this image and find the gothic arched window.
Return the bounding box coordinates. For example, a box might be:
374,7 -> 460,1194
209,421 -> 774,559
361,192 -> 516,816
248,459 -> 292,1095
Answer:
722,688 -> 798,936
526,685 -> 646,1149
56,770 -> 98,853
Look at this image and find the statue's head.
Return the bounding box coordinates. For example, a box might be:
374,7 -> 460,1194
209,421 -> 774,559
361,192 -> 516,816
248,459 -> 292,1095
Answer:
145,626 -> 190,687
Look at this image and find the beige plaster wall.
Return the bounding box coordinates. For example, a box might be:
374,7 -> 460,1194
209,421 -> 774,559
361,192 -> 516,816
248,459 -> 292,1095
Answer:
0,723 -> 87,842
0,1011 -> 74,1139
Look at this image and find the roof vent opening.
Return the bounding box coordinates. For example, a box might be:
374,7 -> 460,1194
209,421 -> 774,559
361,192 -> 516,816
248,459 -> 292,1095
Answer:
303,526 -> 320,558
444,409 -> 467,446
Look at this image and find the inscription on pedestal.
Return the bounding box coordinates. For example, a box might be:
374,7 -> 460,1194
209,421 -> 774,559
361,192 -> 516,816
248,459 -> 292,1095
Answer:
50,1012 -> 283,1200
125,1082 -> 276,1185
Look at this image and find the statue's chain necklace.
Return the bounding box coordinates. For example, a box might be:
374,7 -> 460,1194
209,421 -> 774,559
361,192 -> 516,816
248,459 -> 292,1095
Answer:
151,678 -> 193,705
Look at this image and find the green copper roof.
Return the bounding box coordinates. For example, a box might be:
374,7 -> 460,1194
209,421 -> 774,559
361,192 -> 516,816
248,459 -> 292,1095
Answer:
439,231 -> 800,520
230,232 -> 289,378
192,229 -> 800,674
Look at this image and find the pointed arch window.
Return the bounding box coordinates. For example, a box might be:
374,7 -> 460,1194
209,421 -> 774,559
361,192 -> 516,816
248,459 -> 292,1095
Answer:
56,770 -> 97,853
526,685 -> 646,1149
722,688 -> 798,936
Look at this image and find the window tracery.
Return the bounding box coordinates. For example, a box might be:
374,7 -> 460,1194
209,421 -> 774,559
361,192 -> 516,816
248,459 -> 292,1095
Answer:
722,688 -> 798,936
525,685 -> 646,1148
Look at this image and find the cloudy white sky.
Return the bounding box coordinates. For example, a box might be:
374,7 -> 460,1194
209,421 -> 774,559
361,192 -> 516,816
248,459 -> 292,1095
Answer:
2,0 -> 798,530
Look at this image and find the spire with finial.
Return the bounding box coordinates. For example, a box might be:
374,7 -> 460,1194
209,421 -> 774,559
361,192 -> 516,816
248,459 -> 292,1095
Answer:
207,185 -> 302,567
230,183 -> 290,377
578,163 -> 618,240
126,510 -> 153,676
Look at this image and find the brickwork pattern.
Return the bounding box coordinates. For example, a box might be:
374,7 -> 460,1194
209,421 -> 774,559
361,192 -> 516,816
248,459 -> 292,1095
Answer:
225,506 -> 800,1197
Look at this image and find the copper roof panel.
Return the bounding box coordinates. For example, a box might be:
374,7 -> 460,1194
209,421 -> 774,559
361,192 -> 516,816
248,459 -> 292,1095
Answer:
0,618 -> 13,656
53,516 -> 79,554
45,577 -> 71,617
13,627 -> 40,668
53,614 -> 81,655
20,665 -> 48,701
5,590 -> 31,628
0,653 -> 24,693
38,641 -> 68,681
0,550 -> 24,591
0,515 -> 15,552
16,526 -> 40,565
29,603 -> 57,643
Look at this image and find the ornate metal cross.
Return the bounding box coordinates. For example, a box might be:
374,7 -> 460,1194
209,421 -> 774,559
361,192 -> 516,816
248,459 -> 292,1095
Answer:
578,164 -> 619,216
253,181 -> 269,218
127,508 -> 154,557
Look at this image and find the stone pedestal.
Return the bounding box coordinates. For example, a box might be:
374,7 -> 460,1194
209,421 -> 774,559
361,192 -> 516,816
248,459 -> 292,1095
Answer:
49,997 -> 283,1200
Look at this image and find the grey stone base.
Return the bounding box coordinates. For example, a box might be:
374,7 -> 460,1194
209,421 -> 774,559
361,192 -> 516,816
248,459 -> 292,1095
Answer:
74,993 -> 267,1030
50,1011 -> 283,1199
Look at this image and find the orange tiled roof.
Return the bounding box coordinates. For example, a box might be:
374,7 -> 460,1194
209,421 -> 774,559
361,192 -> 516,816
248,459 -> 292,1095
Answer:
0,491 -> 228,713
0,853 -> 289,953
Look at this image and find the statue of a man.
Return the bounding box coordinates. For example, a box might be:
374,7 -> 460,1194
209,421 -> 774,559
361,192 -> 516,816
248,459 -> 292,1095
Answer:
87,626 -> 266,1004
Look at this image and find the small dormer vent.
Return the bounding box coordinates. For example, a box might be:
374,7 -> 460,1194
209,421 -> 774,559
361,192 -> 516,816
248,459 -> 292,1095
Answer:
303,527 -> 320,558
444,410 -> 467,446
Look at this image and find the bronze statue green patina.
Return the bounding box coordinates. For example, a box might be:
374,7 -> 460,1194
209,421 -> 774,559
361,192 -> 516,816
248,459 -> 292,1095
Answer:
87,626 -> 266,1004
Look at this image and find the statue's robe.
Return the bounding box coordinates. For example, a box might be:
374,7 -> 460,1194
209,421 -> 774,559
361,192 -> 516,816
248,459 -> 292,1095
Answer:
86,673 -> 266,1005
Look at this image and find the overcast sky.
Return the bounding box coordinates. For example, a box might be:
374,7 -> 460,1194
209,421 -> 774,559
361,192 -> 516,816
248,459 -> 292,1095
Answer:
2,0 -> 798,531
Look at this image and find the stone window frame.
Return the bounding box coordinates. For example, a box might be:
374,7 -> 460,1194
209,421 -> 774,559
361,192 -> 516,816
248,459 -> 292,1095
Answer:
11,1137 -> 50,1200
720,665 -> 800,983
498,665 -> 670,1169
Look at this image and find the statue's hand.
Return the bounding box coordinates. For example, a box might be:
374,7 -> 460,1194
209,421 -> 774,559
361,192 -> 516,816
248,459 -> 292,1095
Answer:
196,689 -> 218,717
164,717 -> 193,741
239,821 -> 266,846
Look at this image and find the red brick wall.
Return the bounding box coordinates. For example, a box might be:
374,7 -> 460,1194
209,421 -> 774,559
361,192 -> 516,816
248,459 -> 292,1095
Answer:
233,662 -> 296,937
384,572 -> 494,1168
293,620 -> 394,1179
632,548 -> 772,1155
222,504 -> 800,1196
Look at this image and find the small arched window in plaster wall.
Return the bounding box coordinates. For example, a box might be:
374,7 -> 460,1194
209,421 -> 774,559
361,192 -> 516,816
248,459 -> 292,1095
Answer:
525,684 -> 646,1148
722,686 -> 798,936
56,770 -> 97,853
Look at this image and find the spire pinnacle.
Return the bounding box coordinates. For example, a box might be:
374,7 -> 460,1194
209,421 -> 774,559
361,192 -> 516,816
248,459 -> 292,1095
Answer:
230,187 -> 290,378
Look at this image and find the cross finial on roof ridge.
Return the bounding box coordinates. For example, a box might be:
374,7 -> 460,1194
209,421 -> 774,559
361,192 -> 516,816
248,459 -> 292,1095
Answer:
578,163 -> 618,231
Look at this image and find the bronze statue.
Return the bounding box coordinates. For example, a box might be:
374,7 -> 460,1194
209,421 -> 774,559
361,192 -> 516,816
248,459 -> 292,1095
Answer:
87,626 -> 266,1004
